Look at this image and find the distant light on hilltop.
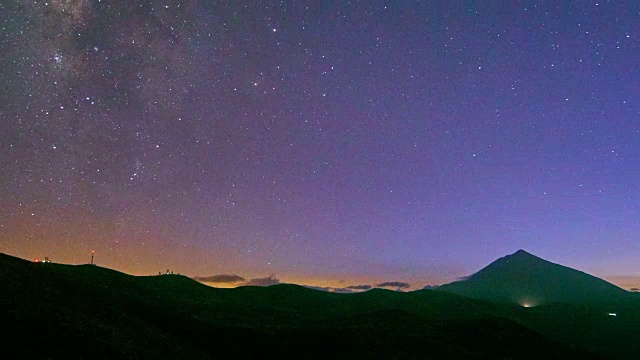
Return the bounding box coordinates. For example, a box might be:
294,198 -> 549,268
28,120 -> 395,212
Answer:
519,298 -> 538,308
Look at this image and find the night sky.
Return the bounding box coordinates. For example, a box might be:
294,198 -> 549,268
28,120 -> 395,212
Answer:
2,1 -> 639,291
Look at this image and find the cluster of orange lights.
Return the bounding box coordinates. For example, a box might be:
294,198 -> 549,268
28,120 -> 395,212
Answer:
34,251 -> 94,265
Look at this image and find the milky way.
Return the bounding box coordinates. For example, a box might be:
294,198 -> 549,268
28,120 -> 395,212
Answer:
1,1 -> 639,289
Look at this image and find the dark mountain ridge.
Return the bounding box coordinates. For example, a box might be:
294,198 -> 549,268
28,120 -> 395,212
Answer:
438,249 -> 630,306
2,252 -> 637,359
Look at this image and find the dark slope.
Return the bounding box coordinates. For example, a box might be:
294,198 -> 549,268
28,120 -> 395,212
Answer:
0,253 -> 600,360
437,249 -> 630,306
436,250 -> 640,359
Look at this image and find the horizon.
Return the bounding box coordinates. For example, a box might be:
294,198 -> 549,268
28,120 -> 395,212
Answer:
4,249 -> 638,292
2,2 -> 639,292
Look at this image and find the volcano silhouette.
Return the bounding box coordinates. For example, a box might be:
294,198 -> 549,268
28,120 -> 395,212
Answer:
437,250 -> 629,306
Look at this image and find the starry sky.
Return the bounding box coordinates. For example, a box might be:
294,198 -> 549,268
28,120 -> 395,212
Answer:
1,1 -> 639,291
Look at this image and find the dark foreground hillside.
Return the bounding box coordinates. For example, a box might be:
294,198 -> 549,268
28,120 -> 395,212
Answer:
0,253 -> 634,359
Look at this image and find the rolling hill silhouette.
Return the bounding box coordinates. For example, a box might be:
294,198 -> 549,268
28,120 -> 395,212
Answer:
1,251 -> 637,359
437,249 -> 630,306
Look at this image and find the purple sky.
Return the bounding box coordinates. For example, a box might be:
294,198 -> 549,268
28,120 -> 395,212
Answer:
1,1 -> 639,290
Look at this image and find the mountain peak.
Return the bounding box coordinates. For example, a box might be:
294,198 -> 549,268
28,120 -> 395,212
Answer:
484,249 -> 545,271
509,249 -> 538,259
438,250 -> 628,305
